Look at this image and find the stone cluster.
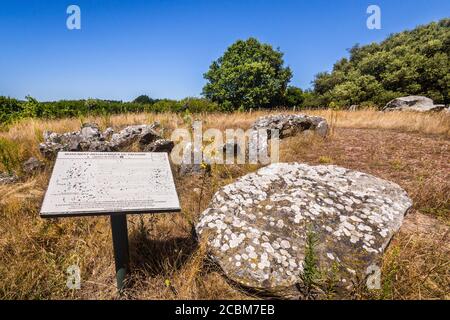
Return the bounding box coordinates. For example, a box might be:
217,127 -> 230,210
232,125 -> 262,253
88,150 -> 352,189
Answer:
39,122 -> 174,158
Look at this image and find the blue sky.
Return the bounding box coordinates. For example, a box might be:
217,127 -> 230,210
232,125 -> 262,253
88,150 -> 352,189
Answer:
0,0 -> 449,101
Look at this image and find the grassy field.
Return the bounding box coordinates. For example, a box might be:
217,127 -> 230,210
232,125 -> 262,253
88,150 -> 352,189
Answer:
0,109 -> 449,299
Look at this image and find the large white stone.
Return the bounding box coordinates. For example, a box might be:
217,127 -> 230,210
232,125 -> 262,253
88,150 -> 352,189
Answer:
196,163 -> 412,298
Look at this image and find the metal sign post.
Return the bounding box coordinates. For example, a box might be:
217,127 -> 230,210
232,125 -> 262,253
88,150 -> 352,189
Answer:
40,152 -> 181,292
110,214 -> 130,291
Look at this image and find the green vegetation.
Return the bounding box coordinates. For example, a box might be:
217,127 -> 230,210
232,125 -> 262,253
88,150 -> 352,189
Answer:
203,37 -> 292,111
284,86 -> 305,109
0,96 -> 221,127
301,227 -> 320,296
132,94 -> 155,104
308,19 -> 450,108
0,137 -> 21,174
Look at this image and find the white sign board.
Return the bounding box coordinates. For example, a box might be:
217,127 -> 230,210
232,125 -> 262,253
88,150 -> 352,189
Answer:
40,152 -> 180,217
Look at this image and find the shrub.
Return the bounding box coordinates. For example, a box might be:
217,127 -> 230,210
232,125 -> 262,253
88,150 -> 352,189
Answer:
133,95 -> 155,104
312,19 -> 450,107
0,137 -> 21,174
284,86 -> 305,108
0,95 -> 224,125
203,37 -> 292,111
0,96 -> 25,125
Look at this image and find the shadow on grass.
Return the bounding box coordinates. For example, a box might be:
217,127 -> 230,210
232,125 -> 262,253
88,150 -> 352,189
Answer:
127,226 -> 198,278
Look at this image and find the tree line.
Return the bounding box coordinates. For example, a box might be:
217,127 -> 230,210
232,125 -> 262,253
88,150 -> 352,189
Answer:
0,96 -> 223,127
308,18 -> 449,108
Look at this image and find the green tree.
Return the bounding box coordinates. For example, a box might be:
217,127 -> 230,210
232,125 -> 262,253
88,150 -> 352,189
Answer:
0,96 -> 24,124
284,86 -> 305,108
202,38 -> 292,110
133,95 -> 154,104
312,18 -> 450,107
22,95 -> 41,118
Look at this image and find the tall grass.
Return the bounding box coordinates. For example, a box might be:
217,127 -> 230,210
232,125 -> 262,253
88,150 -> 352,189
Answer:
0,137 -> 21,173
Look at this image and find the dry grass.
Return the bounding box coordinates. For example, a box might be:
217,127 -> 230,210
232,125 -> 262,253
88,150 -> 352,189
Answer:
311,109 -> 450,136
0,109 -> 448,300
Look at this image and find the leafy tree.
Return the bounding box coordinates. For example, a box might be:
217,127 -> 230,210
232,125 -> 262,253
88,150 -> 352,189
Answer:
284,86 -> 305,108
203,38 -> 292,110
0,96 -> 24,124
22,95 -> 41,118
312,19 -> 450,108
133,95 -> 154,104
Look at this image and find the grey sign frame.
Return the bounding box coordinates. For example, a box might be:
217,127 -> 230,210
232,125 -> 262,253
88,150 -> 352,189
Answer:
40,151 -> 181,291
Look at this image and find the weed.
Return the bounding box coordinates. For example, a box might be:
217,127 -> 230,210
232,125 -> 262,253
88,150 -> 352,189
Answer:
318,155 -> 333,164
301,227 -> 320,298
0,137 -> 21,173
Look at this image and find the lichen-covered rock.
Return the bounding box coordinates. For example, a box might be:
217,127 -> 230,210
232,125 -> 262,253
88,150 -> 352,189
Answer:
22,157 -> 45,174
251,114 -> 329,138
0,172 -> 19,185
178,142 -> 209,176
102,127 -> 114,139
196,163 -> 412,299
382,96 -> 445,112
144,139 -> 175,153
39,122 -> 166,158
80,123 -> 102,140
220,142 -> 242,156
110,124 -> 160,149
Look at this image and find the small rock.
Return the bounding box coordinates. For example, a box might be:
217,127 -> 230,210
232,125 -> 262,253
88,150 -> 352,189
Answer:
144,139 -> 174,153
80,123 -> 101,139
220,142 -> 242,157
251,114 -> 329,138
138,128 -> 160,147
22,157 -> 45,174
179,163 -> 209,176
102,127 -> 114,139
39,122 -> 162,158
0,172 -> 19,185
177,142 -> 209,176
84,140 -> 112,152
39,142 -> 64,159
110,124 -> 161,149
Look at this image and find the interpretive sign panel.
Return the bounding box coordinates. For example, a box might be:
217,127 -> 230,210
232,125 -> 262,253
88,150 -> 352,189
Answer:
40,152 -> 180,217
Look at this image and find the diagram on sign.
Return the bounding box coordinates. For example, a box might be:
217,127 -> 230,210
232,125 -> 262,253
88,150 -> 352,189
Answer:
40,152 -> 180,216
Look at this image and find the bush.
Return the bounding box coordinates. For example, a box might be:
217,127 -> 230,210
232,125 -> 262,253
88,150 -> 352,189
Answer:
133,95 -> 155,104
312,19 -> 450,108
179,98 -> 221,113
0,137 -> 21,174
284,86 -> 305,108
203,37 -> 292,111
149,99 -> 183,113
0,96 -> 24,125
